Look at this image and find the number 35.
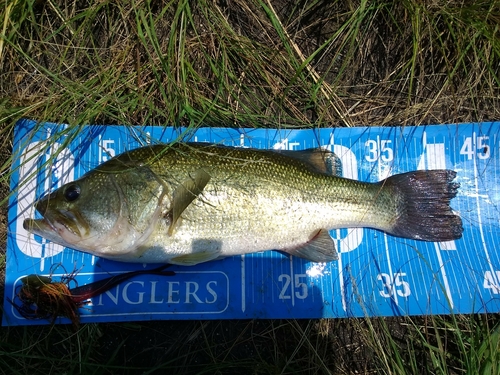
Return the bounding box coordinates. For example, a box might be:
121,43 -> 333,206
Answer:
377,272 -> 411,298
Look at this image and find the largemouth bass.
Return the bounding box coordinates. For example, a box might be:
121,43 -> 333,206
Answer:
23,143 -> 463,265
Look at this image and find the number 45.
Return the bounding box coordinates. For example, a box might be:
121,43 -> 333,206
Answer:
460,135 -> 490,160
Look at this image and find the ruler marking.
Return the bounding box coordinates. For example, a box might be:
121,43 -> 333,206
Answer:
290,246 -> 295,307
241,254 -> 246,312
378,142 -> 398,307
421,134 -> 454,306
473,131 -> 499,291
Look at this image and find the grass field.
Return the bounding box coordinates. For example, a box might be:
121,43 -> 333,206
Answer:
1,0 -> 500,373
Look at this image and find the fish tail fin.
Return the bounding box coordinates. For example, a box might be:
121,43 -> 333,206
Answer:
384,170 -> 463,241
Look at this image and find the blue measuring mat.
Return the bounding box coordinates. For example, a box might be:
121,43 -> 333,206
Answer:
3,119 -> 500,326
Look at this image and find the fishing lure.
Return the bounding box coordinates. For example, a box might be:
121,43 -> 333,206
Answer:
9,265 -> 175,328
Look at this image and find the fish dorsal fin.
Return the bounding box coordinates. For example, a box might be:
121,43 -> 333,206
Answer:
278,149 -> 342,176
168,169 -> 211,235
170,248 -> 220,266
283,228 -> 339,262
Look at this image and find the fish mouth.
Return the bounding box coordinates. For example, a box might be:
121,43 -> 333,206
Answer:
23,217 -> 56,235
23,193 -> 64,238
23,210 -> 84,244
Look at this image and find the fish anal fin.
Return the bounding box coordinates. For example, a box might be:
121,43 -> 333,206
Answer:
168,169 -> 211,236
284,228 -> 338,262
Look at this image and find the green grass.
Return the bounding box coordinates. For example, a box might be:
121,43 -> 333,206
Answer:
1,0 -> 500,373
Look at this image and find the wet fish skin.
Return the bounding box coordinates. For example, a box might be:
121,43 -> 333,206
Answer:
23,143 -> 463,265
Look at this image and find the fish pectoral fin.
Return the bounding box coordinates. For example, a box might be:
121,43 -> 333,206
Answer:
277,148 -> 342,176
283,228 -> 339,262
168,169 -> 211,236
170,249 -> 220,266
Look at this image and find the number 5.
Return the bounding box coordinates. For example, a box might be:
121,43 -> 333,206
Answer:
394,272 -> 411,297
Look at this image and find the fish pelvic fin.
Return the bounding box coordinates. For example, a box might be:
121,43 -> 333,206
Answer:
384,170 -> 463,241
170,248 -> 221,266
284,228 -> 339,262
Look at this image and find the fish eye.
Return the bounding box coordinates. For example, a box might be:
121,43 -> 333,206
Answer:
64,184 -> 81,202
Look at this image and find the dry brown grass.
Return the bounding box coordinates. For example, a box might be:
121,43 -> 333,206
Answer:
1,1 -> 498,128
